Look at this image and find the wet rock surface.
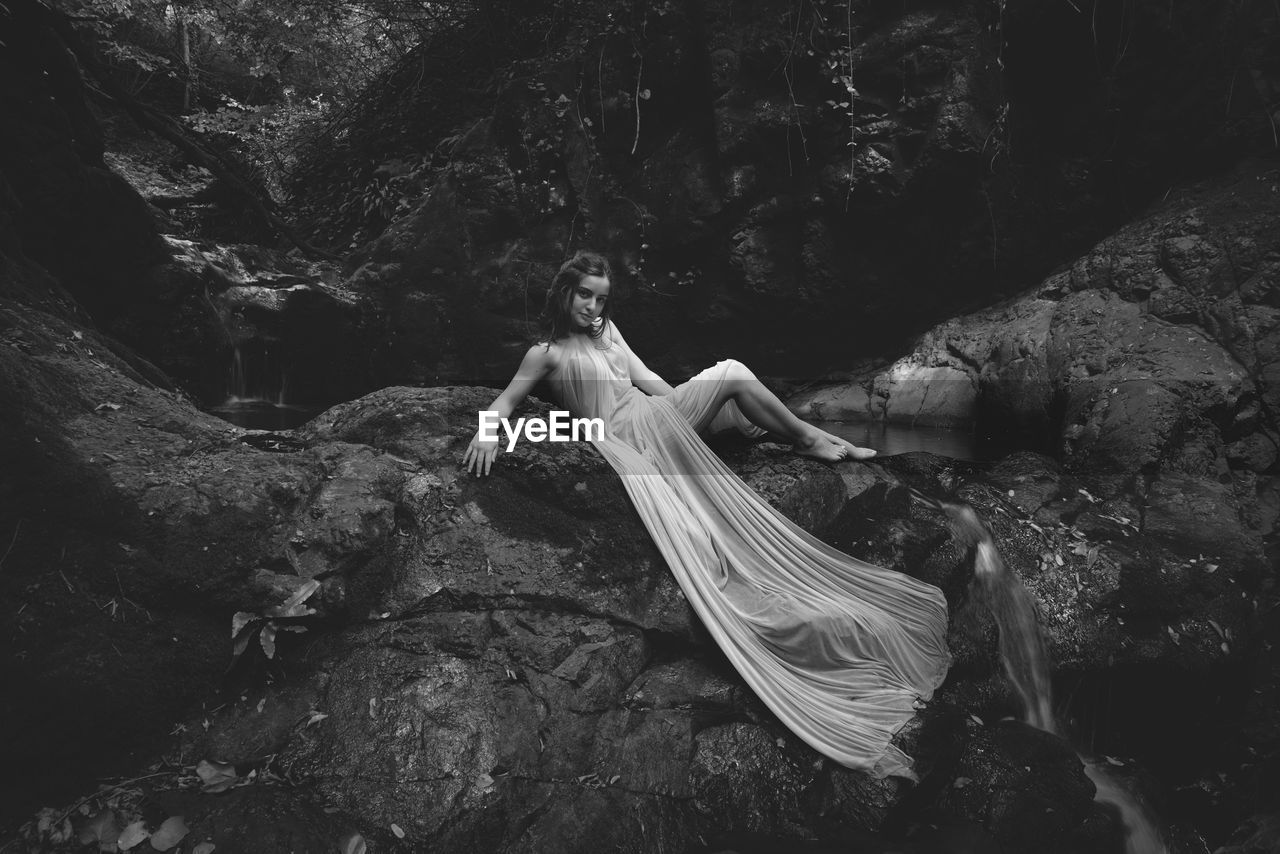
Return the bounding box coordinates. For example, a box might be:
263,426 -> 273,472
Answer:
796,161 -> 1280,595
3,301 -> 1141,851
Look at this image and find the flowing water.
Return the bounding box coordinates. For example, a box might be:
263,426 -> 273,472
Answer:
919,492 -> 1169,854
209,341 -> 318,429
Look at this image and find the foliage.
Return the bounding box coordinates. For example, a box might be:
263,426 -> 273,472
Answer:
60,0 -> 482,235
230,579 -> 319,664
184,94 -> 334,200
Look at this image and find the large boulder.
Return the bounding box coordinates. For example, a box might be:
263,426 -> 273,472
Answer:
797,161 -> 1279,582
3,289 -> 1132,850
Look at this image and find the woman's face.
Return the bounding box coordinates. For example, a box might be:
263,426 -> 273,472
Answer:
568,274 -> 610,330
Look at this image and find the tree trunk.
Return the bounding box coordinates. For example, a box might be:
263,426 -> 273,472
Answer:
176,8 -> 190,112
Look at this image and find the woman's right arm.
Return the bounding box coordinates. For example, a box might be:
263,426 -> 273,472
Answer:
462,344 -> 556,476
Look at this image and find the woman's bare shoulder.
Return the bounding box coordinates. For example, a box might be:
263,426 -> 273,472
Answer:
523,340 -> 564,374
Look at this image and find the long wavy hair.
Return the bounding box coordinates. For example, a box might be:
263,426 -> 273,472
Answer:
540,251 -> 614,344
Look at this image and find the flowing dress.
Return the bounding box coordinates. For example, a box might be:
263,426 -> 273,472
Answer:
547,323 -> 951,779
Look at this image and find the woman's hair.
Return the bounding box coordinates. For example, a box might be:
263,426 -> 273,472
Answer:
541,250 -> 614,343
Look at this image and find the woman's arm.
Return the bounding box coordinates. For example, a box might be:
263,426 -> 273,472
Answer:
611,322 -> 674,397
463,344 -> 557,476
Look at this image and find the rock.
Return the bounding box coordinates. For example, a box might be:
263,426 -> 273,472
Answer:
0,17 -> 167,317
1214,813 -> 1280,854
933,722 -> 1122,854
861,161 -> 1278,582
872,363 -> 978,428
788,382 -> 873,421
127,237 -> 365,409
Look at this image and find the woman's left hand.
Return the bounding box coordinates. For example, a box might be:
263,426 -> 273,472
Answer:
463,431 -> 502,476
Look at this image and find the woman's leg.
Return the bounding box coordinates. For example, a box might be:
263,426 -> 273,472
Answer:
711,361 -> 876,461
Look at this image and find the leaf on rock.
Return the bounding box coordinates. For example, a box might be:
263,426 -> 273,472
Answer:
338,832 -> 366,854
953,776 -> 972,788
192,843 -> 217,854
95,402 -> 123,412
259,624 -> 277,659
270,580 -> 320,619
232,612 -> 258,639
196,759 -> 238,793
78,810 -> 119,846
118,820 -> 150,850
306,711 -> 329,727
476,773 -> 494,792
149,816 -> 188,851
390,823 -> 406,839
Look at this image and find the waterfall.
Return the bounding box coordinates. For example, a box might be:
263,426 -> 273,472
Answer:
918,491 -> 1169,854
225,338 -> 289,406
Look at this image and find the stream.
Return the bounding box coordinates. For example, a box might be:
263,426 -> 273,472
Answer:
926,494 -> 1170,854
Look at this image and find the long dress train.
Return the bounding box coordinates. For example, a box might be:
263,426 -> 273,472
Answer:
547,323 -> 951,779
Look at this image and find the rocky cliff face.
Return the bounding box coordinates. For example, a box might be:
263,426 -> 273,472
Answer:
794,159 -> 1279,572
296,0 -> 1280,392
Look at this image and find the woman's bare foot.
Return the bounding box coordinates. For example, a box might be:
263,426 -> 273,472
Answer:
818,429 -> 877,460
793,433 -> 849,462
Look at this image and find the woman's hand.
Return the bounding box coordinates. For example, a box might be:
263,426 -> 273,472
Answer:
462,431 -> 502,476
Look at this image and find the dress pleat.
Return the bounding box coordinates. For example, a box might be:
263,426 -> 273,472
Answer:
548,324 -> 951,779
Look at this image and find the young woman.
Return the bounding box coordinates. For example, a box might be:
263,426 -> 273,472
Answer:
463,251 -> 951,779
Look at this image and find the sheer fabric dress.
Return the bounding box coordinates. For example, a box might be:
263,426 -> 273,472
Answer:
547,322 -> 951,779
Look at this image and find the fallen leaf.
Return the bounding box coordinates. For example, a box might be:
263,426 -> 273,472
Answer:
95,402 -> 122,412
118,820 -> 150,850
78,810 -> 119,846
476,772 -> 494,792
270,580 -> 320,619
196,759 -> 238,793
192,843 -> 216,854
307,711 -> 329,727
338,833 -> 366,854
259,624 -> 277,659
968,714 -> 984,726
953,776 -> 972,788
1104,756 -> 1124,766
391,823 -> 405,839
149,816 -> 188,851
231,612 -> 257,640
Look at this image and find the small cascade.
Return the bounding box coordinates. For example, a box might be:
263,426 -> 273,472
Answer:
225,338 -> 289,405
917,490 -> 1169,854
206,284 -> 317,429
